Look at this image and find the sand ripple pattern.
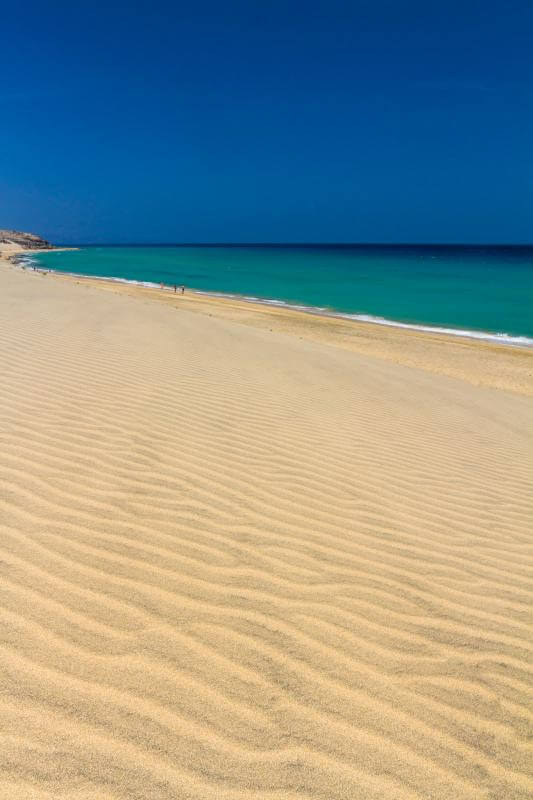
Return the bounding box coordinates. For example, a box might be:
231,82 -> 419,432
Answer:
0,269 -> 532,799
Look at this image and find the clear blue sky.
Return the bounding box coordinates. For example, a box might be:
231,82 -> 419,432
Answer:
1,1 -> 532,243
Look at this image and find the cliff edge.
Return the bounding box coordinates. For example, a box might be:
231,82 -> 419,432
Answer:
0,229 -> 53,249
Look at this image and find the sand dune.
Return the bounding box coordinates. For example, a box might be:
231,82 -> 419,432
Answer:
0,263 -> 532,799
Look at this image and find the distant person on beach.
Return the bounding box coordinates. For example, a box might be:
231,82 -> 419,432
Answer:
180,285 -> 185,294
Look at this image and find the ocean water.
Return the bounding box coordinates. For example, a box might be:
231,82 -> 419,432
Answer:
28,245 -> 533,344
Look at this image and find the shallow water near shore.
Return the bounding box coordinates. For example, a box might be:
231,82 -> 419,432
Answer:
29,244 -> 533,343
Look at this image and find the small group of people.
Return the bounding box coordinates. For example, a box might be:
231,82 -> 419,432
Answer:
160,283 -> 185,294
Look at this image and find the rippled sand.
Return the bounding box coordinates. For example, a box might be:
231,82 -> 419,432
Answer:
0,262 -> 532,799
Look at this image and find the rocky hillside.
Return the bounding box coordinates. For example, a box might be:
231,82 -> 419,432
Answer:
0,229 -> 53,249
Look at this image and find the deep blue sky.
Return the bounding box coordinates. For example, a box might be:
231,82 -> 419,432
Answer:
1,1 -> 532,243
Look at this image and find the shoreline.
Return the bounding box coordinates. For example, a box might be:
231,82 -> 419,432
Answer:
0,243 -> 78,262
2,246 -> 533,396
15,249 -> 533,349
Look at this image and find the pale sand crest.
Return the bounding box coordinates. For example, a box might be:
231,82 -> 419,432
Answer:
0,262 -> 532,799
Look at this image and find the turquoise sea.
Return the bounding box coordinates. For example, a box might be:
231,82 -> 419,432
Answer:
27,245 -> 533,344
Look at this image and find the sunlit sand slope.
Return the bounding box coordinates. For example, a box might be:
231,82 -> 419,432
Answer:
0,266 -> 531,800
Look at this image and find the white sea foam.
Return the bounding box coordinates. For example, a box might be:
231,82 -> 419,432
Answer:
194,291 -> 533,346
336,313 -> 533,346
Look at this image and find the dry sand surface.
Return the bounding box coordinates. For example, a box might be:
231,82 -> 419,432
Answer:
0,259 -> 532,799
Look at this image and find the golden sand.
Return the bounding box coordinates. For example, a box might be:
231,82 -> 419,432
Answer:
0,254 -> 532,799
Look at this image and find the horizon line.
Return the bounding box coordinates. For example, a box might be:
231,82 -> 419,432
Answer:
52,241 -> 533,248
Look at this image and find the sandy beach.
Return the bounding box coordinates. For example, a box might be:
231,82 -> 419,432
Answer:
0,252 -> 532,799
